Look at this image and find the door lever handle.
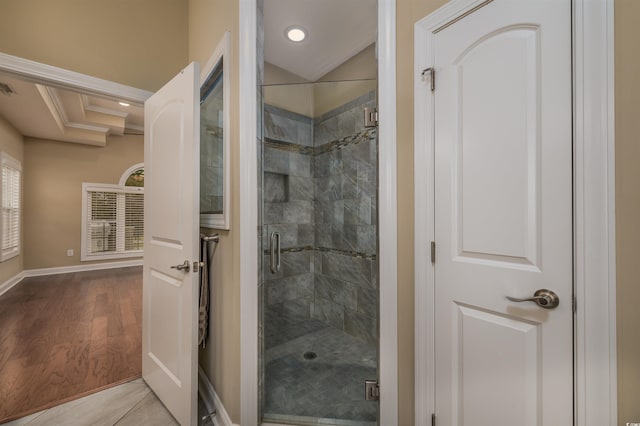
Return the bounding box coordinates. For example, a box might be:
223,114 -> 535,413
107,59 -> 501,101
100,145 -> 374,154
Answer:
506,289 -> 559,309
170,260 -> 191,273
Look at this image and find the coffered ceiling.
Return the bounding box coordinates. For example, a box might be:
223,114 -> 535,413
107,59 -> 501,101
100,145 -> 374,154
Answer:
0,73 -> 143,147
0,0 -> 376,145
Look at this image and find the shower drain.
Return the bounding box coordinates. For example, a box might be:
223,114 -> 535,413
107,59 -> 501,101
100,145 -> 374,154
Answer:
303,351 -> 317,360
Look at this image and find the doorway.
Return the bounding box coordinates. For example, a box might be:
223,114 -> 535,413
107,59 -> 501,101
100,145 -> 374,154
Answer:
413,0 -> 617,424
260,80 -> 379,425
0,53 -> 150,423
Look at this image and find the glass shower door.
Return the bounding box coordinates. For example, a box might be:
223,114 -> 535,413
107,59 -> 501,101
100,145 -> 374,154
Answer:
259,79 -> 379,425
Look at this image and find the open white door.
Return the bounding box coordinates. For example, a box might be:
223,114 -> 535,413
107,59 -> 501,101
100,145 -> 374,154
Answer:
143,62 -> 200,426
432,0 -> 572,424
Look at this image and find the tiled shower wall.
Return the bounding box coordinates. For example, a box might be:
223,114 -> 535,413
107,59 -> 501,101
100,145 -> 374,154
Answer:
263,91 -> 378,345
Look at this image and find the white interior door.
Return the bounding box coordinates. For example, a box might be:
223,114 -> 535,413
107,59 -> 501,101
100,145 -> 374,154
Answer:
143,62 -> 200,426
433,1 -> 572,425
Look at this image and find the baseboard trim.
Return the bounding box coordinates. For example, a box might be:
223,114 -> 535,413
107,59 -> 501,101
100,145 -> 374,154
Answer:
0,271 -> 26,296
0,260 -> 143,297
198,366 -> 238,426
24,259 -> 143,278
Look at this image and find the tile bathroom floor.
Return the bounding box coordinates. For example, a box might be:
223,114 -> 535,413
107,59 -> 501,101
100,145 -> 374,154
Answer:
264,320 -> 377,425
2,378 -> 213,426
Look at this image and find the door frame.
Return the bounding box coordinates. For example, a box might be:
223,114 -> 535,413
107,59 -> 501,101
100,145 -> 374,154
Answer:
0,53 -> 152,105
413,1 -> 616,425
239,0 -> 398,424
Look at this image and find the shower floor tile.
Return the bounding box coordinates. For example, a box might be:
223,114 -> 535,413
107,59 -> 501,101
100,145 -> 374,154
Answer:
264,324 -> 377,425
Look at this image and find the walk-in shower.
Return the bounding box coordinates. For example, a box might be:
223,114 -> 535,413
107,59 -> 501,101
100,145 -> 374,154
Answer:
259,80 -> 379,425
258,1 -> 378,423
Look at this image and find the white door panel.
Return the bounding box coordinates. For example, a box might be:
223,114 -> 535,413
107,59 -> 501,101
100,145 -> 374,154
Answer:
434,1 -> 572,425
143,62 -> 200,426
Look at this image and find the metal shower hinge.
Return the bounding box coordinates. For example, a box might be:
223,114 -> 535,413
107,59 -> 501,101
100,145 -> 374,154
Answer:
364,107 -> 378,128
364,379 -> 379,401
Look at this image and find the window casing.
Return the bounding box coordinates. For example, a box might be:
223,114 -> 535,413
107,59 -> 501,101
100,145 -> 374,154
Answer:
81,183 -> 144,261
0,153 -> 21,262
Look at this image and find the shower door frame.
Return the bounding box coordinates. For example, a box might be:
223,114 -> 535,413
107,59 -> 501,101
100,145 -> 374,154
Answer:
238,0 -> 399,425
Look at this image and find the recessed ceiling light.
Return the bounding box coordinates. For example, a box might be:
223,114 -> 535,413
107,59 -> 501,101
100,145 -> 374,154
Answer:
119,101 -> 130,107
285,26 -> 306,42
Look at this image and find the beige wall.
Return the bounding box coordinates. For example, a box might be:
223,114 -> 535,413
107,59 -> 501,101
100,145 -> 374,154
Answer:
615,0 -> 640,424
0,0 -> 188,92
318,44 -> 377,82
264,44 -> 377,118
23,136 -> 143,269
0,116 -> 24,284
188,0 -> 241,422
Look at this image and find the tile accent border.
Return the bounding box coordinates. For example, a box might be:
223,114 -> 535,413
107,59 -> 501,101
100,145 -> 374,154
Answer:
264,245 -> 377,261
265,129 -> 377,157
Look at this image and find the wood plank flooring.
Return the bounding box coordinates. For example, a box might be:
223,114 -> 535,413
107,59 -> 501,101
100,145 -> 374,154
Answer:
0,267 -> 142,423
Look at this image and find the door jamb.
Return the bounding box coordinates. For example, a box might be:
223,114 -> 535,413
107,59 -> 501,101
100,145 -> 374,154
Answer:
413,1 -> 616,425
239,0 -> 399,424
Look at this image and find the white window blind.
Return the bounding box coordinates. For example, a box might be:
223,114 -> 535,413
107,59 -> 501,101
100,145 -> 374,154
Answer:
0,153 -> 21,262
82,183 -> 144,261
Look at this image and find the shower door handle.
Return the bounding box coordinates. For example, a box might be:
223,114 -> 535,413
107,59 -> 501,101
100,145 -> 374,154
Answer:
270,232 -> 281,273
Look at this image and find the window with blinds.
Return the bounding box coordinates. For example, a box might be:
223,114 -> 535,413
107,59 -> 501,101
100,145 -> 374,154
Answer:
0,153 -> 21,262
81,183 -> 144,261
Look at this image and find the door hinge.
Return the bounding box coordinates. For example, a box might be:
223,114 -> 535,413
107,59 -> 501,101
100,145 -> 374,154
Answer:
572,296 -> 577,313
431,241 -> 436,264
364,379 -> 379,401
422,67 -> 435,91
432,413 -> 436,426
364,107 -> 378,128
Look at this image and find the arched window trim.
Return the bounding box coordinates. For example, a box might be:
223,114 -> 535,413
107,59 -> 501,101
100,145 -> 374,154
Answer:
119,163 -> 144,186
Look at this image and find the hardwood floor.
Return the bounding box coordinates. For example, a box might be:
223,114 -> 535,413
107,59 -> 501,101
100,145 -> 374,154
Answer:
0,267 -> 142,423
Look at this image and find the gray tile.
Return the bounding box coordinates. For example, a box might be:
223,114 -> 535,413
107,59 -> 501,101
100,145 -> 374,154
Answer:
264,202 -> 284,224
281,251 -> 312,277
264,324 -> 377,422
342,225 -> 358,253
357,163 -> 377,198
288,176 -> 314,201
267,273 -> 314,306
357,226 -> 377,255
114,392 -> 178,426
264,172 -> 288,203
344,309 -> 377,346
265,110 -> 298,143
357,287 -> 378,318
3,412 -> 45,426
315,176 -> 342,202
264,146 -> 289,174
315,275 -> 358,310
283,200 -> 313,224
321,252 -> 372,287
23,380 -> 150,426
337,109 -> 357,140
297,224 -> 315,247
297,121 -> 313,147
314,251 -> 323,274
289,152 -> 311,178
311,298 -> 344,329
359,195 -> 373,225
315,224 -> 333,248
267,278 -> 298,305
